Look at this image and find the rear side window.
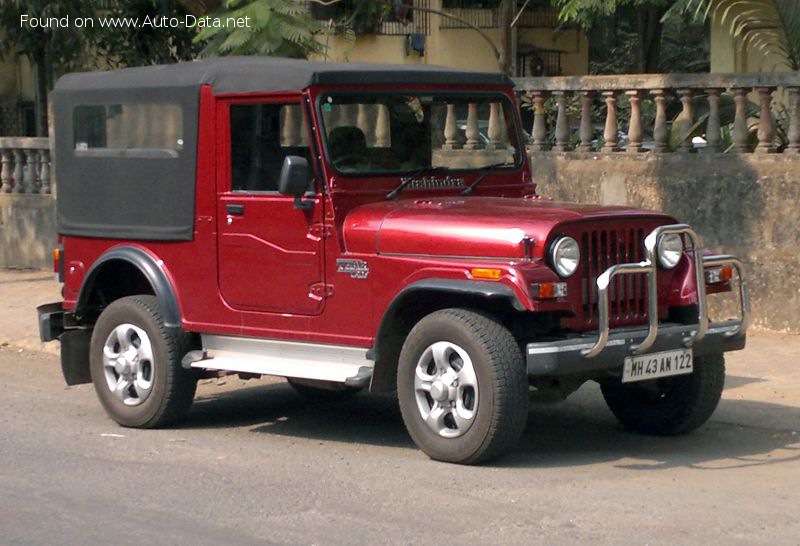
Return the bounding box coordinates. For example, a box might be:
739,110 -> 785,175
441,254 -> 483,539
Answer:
73,103 -> 184,158
229,103 -> 312,193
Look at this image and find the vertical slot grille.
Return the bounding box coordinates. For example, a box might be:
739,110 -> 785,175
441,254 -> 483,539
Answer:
580,227 -> 648,328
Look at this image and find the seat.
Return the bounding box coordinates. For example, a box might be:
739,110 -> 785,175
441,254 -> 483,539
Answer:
327,126 -> 369,170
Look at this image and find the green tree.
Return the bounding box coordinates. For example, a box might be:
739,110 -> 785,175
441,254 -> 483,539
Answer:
674,0 -> 800,70
193,0 -> 325,58
552,0 -> 677,72
96,0 -> 200,68
0,0 -> 96,135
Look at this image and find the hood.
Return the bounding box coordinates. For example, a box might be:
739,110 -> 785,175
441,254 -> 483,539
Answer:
344,197 -> 673,259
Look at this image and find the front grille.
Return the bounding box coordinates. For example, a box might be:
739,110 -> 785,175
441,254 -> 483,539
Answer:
580,227 -> 648,328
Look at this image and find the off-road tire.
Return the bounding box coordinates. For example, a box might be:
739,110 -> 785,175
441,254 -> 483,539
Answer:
90,295 -> 197,428
600,353 -> 725,436
287,378 -> 361,400
397,308 -> 528,465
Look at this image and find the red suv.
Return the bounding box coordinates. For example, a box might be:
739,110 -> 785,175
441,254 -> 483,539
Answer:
38,57 -> 748,464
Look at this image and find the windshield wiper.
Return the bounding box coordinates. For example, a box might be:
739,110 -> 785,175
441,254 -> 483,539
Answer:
385,167 -> 447,200
460,163 -> 513,196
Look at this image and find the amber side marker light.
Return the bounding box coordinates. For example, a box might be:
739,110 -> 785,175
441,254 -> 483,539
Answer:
53,248 -> 64,282
531,282 -> 567,299
705,266 -> 733,284
471,268 -> 503,280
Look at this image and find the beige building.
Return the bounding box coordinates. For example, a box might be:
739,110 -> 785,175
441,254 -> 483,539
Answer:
0,51 -> 36,136
0,1 -> 588,136
309,1 -> 588,77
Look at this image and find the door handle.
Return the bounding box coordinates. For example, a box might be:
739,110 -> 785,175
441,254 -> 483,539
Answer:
226,204 -> 245,216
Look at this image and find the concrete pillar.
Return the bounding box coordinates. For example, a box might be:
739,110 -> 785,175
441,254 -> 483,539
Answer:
675,88 -> 695,153
601,91 -> 619,152
625,90 -> 643,153
755,87 -> 777,153
530,91 -> 548,152
578,91 -> 594,152
650,89 -> 669,153
464,102 -> 481,150
703,88 -> 723,153
732,88 -> 750,153
552,92 -> 570,152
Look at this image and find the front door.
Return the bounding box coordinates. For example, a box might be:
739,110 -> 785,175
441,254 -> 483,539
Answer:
217,97 -> 325,315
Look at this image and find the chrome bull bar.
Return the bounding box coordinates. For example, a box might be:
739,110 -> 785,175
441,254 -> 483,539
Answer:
581,224 -> 750,359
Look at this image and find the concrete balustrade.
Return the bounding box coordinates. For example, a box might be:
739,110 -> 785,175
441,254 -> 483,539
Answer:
515,73 -> 800,153
0,138 -> 52,194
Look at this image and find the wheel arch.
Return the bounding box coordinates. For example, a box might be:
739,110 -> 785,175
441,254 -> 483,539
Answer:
368,279 -> 524,392
75,246 -> 182,330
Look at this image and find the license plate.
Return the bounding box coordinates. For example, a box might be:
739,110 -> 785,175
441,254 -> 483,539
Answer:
622,348 -> 693,383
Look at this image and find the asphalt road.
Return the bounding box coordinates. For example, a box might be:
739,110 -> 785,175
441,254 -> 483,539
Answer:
1,338 -> 799,545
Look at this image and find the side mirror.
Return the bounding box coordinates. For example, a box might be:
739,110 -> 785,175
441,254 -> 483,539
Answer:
279,156 -> 314,210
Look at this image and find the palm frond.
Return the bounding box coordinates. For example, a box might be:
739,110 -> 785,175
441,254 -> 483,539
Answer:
674,0 -> 800,70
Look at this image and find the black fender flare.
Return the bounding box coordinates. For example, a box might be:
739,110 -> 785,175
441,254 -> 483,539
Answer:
368,279 -> 525,391
75,246 -> 182,330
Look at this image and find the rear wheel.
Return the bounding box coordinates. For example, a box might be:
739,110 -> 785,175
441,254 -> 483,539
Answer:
89,295 -> 197,428
397,309 -> 528,465
600,353 -> 725,435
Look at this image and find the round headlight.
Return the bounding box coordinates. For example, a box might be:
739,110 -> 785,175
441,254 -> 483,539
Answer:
657,233 -> 683,269
551,236 -> 580,278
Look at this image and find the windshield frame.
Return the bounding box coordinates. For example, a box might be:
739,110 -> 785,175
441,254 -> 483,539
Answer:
314,88 -> 526,179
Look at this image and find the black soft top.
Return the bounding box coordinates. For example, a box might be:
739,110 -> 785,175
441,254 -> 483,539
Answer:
55,56 -> 513,95
54,58 -> 511,242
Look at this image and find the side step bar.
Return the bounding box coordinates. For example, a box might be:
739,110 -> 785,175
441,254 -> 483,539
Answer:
187,334 -> 373,386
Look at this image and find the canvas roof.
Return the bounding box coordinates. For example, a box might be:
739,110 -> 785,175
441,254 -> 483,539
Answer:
55,56 -> 513,95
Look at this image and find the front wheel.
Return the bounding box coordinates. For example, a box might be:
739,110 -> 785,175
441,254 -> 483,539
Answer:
600,353 -> 725,436
397,309 -> 528,465
89,295 -> 197,428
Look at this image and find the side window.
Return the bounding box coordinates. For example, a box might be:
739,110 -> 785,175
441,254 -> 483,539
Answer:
73,103 -> 183,158
230,103 -> 311,193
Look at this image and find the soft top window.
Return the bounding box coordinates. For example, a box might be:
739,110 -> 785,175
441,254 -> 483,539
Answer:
73,103 -> 183,158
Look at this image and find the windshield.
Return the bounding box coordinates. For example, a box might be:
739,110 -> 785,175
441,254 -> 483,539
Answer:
319,93 -> 522,175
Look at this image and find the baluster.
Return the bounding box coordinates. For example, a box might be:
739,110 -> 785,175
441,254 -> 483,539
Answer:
578,91 -> 594,151
787,87 -> 800,153
732,87 -> 750,152
39,149 -> 51,194
375,104 -> 390,147
651,89 -> 669,153
341,103 -> 357,126
601,91 -> 619,152
281,105 -> 299,147
442,103 -> 459,150
675,88 -> 695,153
530,91 -> 548,151
12,149 -> 24,193
552,91 -> 570,152
704,88 -> 723,153
487,102 -> 502,150
0,150 -> 11,193
755,87 -> 777,153
625,90 -> 643,153
356,103 -> 373,145
464,102 -> 481,150
24,149 -> 38,193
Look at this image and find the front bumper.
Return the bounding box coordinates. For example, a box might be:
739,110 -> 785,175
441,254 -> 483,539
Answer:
527,223 -> 749,378
527,320 -> 745,377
